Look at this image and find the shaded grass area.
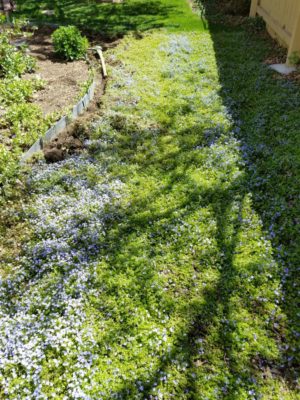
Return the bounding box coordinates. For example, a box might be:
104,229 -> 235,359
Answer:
16,0 -> 205,37
204,6 -> 300,377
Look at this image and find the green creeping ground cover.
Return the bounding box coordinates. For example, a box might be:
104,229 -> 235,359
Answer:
0,2 -> 300,399
0,21 -> 54,201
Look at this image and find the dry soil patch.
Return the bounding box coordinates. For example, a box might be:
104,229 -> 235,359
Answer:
24,27 -> 89,116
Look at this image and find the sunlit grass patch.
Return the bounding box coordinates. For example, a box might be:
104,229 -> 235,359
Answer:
16,0 -> 206,36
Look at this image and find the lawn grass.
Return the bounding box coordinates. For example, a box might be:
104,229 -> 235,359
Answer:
0,0 -> 299,399
16,0 -> 205,37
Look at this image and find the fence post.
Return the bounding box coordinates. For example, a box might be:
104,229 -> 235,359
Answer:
249,0 -> 259,17
287,4 -> 300,65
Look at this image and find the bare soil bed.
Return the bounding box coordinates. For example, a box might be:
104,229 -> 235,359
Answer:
24,26 -> 90,116
20,27 -> 121,163
43,77 -> 106,163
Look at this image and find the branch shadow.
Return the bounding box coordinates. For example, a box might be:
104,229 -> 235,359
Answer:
16,0 -> 176,38
10,1 -> 299,395
84,112 -> 289,396
91,161 -> 285,398
201,0 -> 300,382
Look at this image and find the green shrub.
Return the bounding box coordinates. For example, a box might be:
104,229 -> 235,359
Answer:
0,15 -> 6,25
0,77 -> 44,106
52,26 -> 89,61
1,103 -> 49,148
0,34 -> 36,78
288,51 -> 300,66
11,17 -> 31,35
0,28 -> 40,200
0,144 -> 19,197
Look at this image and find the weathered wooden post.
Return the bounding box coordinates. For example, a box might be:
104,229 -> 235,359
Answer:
287,3 -> 300,65
249,0 -> 259,17
0,0 -> 16,21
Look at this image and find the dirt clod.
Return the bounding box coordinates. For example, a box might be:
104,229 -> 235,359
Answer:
44,148 -> 64,163
42,78 -> 106,163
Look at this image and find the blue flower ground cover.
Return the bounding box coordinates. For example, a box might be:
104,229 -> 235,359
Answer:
0,1 -> 299,398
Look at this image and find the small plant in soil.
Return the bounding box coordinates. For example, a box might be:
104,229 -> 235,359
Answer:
288,51 -> 300,66
0,33 -> 36,77
52,25 -> 89,61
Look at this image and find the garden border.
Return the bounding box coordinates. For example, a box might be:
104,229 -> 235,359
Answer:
21,79 -> 96,163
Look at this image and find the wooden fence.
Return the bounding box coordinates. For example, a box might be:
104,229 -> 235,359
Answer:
250,0 -> 300,64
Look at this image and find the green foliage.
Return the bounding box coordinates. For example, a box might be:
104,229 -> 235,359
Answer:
0,1 -> 299,398
0,144 -> 19,192
1,103 -> 50,148
215,0 -> 251,15
0,102 -> 51,201
0,33 -> 36,78
52,25 -> 89,61
8,17 -> 32,36
288,51 -> 300,66
77,68 -> 94,99
77,25 -> 298,398
0,17 -> 91,203
0,76 -> 44,105
11,16 -> 30,32
16,0 -> 206,38
0,26 -> 45,201
0,14 -> 6,25
207,17 -> 300,388
246,15 -> 266,33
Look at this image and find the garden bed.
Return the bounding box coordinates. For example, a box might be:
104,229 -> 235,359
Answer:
24,26 -> 90,116
0,21 -> 97,201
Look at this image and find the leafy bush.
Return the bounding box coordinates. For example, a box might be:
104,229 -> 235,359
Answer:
1,103 -> 50,148
11,17 -> 31,35
0,34 -> 36,78
52,26 -> 89,61
0,77 -> 44,106
0,14 -> 6,25
288,51 -> 300,66
0,26 -> 40,200
0,144 -> 19,196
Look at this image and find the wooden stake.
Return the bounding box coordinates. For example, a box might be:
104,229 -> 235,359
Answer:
95,46 -> 107,78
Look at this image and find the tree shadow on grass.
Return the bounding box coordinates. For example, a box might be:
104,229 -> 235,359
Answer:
92,164 -> 284,397
10,1 -> 298,394
16,0 -> 176,38
83,109 -> 290,396
201,0 -> 300,384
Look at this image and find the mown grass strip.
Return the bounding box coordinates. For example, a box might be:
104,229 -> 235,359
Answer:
16,0 -> 205,36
